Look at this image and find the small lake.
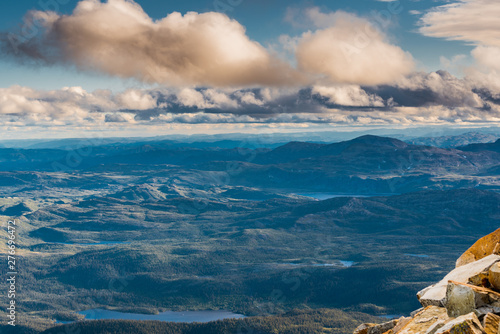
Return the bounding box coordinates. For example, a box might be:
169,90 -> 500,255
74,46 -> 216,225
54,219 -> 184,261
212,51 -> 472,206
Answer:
296,193 -> 396,200
52,241 -> 131,246
279,260 -> 354,268
378,314 -> 403,319
404,253 -> 429,258
78,309 -> 245,323
311,261 -> 355,268
338,261 -> 355,267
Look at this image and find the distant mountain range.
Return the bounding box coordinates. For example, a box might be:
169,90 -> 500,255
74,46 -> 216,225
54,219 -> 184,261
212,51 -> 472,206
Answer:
1,135 -> 500,194
1,128 -> 499,149
406,132 -> 499,148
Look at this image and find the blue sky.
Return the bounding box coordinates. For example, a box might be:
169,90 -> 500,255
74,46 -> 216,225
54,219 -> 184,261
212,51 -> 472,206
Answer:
0,0 -> 474,91
0,0 -> 499,138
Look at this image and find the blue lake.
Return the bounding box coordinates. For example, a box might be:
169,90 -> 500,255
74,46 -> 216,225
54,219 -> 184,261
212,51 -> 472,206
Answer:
78,309 -> 245,323
296,193 -> 396,200
281,261 -> 354,268
52,241 -> 131,246
405,254 -> 430,258
338,261 -> 355,267
377,314 -> 403,319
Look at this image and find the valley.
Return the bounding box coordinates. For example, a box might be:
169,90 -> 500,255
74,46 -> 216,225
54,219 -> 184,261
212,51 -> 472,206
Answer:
1,135 -> 500,333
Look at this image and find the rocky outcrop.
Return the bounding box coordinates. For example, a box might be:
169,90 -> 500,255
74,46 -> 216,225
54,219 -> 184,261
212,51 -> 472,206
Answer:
417,255 -> 500,307
354,229 -> 500,334
353,319 -> 400,334
394,306 -> 449,334
456,228 -> 500,267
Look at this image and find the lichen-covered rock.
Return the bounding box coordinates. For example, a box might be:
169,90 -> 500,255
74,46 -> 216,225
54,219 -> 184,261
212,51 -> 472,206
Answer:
426,320 -> 448,334
435,312 -> 485,334
392,317 -> 412,334
410,308 -> 425,317
354,319 -> 399,334
456,229 -> 500,267
395,306 -> 449,334
418,255 -> 500,307
354,323 -> 377,334
482,313 -> 500,334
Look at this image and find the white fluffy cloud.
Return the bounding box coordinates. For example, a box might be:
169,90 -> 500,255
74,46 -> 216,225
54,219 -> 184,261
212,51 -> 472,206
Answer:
472,46 -> 500,72
0,86 -> 161,124
419,0 -> 500,47
419,1 -> 500,98
116,89 -> 162,110
176,88 -> 239,110
312,85 -> 385,107
15,0 -> 299,87
3,1 -> 416,87
295,9 -> 415,85
466,46 -> 500,97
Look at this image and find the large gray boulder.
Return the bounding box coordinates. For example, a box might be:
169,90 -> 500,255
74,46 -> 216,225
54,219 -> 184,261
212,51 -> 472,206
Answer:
444,281 -> 499,317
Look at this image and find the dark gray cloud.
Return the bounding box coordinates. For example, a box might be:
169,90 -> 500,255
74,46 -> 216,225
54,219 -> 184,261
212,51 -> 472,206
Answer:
365,71 -> 484,108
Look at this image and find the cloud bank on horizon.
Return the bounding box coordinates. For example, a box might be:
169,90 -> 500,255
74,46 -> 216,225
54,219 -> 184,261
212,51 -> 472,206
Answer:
1,0 -> 500,135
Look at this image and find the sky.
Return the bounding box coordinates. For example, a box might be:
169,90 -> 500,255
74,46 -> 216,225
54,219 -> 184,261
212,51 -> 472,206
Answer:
0,0 -> 499,139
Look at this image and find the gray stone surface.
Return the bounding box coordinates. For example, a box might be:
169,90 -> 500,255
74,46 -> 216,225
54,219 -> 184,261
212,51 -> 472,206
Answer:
446,281 -> 492,317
